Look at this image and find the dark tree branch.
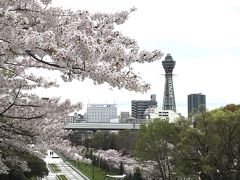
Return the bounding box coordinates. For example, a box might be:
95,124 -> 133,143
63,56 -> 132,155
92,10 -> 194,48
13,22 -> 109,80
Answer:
2,113 -> 47,120
0,86 -> 21,115
13,104 -> 42,108
0,38 -> 11,43
0,123 -> 36,138
26,50 -> 65,68
9,8 -> 42,14
26,50 -> 88,72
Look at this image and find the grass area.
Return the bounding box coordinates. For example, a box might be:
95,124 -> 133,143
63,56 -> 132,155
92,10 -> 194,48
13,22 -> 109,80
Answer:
30,177 -> 37,180
48,163 -> 61,172
69,160 -> 119,180
57,174 -> 68,180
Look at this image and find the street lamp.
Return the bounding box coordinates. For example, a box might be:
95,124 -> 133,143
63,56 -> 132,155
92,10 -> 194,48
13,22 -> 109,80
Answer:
92,161 -> 95,179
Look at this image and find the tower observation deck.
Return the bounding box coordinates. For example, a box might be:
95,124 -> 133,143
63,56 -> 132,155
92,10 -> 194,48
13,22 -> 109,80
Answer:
162,54 -> 176,112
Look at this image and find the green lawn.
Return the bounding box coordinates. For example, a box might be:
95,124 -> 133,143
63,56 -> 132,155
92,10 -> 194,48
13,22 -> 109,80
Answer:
69,160 -> 119,180
57,174 -> 68,180
48,163 -> 61,172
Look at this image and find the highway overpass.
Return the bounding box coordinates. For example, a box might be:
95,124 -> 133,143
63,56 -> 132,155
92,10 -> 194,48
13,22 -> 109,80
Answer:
64,123 -> 141,131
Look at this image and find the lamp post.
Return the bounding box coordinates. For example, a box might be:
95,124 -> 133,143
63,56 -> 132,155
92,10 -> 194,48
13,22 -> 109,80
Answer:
77,160 -> 80,169
92,161 -> 95,179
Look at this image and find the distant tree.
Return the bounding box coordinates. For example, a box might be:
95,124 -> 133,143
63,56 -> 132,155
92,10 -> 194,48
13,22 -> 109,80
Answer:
90,131 -> 119,150
8,169 -> 28,180
90,131 -> 105,149
119,162 -> 124,175
135,119 -> 179,180
124,168 -> 143,180
108,133 -> 119,150
0,168 -> 28,180
24,154 -> 48,178
86,149 -> 93,160
175,104 -> 240,180
0,150 -> 48,179
117,130 -> 138,154
88,130 -> 138,153
133,167 -> 143,180
126,173 -> 132,180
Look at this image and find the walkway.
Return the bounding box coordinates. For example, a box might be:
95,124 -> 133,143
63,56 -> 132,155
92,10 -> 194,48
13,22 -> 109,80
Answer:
43,150 -> 89,180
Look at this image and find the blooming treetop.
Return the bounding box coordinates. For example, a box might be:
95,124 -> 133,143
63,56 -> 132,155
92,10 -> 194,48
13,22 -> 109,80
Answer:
0,0 -> 162,173
0,0 -> 162,92
94,149 -> 157,178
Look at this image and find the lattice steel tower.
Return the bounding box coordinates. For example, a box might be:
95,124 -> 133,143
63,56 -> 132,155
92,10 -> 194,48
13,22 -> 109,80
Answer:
162,54 -> 176,112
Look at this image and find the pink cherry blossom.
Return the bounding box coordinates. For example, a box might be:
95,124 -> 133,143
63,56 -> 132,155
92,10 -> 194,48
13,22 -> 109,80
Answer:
0,0 -> 162,172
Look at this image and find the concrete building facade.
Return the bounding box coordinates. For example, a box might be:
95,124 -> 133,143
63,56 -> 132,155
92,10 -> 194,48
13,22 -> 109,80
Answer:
86,104 -> 117,123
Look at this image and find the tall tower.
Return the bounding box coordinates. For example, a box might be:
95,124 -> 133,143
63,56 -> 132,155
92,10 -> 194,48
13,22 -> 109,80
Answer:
162,54 -> 176,112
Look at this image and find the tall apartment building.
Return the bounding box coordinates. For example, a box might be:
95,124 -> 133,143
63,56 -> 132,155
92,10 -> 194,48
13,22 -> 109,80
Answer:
86,104 -> 117,123
188,93 -> 206,117
131,94 -> 157,119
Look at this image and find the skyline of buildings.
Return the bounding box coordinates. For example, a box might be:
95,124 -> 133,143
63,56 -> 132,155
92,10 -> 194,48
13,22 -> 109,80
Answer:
70,54 -> 208,120
70,91 -> 207,122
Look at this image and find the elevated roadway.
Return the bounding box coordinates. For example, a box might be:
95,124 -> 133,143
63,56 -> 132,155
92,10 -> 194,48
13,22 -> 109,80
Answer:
64,123 -> 141,131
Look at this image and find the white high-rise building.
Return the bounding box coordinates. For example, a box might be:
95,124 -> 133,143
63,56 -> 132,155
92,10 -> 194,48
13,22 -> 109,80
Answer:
86,104 -> 117,123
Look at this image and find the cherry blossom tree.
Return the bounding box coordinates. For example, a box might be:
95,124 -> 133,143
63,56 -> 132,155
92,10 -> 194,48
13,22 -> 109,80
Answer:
0,0 -> 162,173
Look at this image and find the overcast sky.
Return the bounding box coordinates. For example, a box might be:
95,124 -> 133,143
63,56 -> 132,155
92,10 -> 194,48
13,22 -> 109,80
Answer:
37,0 -> 240,117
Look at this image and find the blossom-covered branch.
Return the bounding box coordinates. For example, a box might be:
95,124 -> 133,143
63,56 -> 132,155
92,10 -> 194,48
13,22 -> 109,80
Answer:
0,0 -> 163,173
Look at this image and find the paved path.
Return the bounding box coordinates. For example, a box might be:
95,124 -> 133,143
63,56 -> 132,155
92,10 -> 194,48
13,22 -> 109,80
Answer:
43,150 -> 88,180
